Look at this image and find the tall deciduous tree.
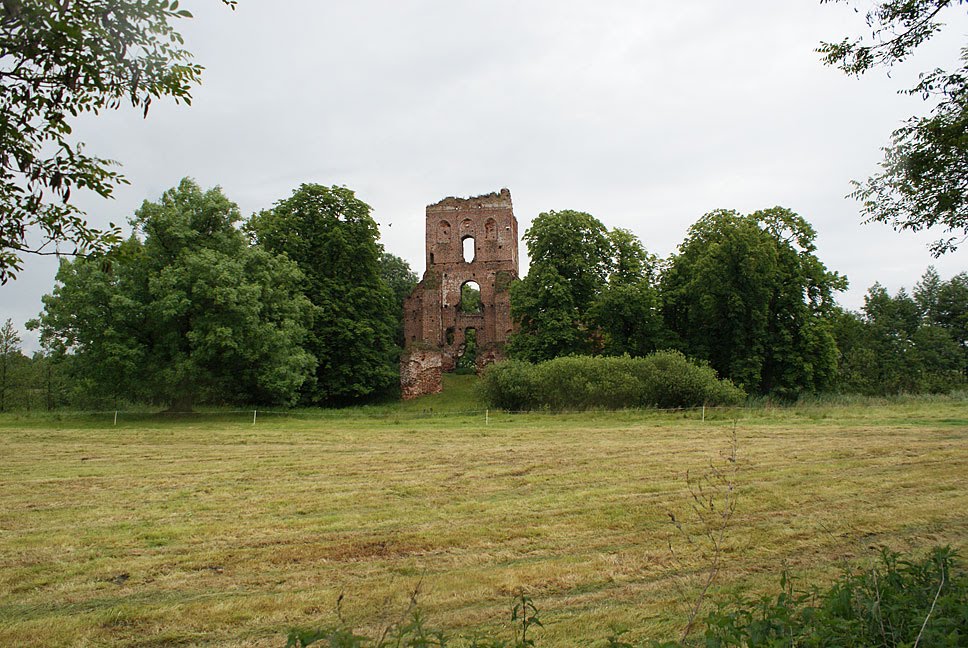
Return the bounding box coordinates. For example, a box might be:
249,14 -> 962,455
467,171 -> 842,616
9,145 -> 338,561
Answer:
246,185 -> 398,403
820,0 -> 968,254
834,268 -> 966,394
839,280 -> 965,393
0,318 -> 22,411
508,210 -> 613,361
0,0 -> 236,283
916,267 -> 968,374
590,228 -> 669,357
33,179 -> 314,410
509,214 -> 669,361
662,208 -> 846,396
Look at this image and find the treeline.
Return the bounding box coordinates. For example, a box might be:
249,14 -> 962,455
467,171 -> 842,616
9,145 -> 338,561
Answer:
507,208 -> 967,398
2,189 -> 966,412
0,179 -> 417,412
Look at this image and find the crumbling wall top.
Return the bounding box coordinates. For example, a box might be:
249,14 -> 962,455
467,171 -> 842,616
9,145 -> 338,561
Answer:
427,188 -> 512,211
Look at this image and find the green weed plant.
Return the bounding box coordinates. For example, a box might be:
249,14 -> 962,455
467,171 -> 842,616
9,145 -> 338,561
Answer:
288,550 -> 965,647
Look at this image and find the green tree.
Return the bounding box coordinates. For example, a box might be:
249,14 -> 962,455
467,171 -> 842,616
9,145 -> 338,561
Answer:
32,179 -> 314,411
662,208 -> 846,396
247,185 -> 398,403
459,282 -> 481,313
591,281 -> 667,358
914,265 -> 944,319
931,271 -> 968,372
590,228 -> 669,357
829,305 -> 877,393
508,263 -> 588,362
0,0 -> 236,283
857,282 -> 964,392
820,0 -> 968,254
508,210 -> 612,361
911,267 -> 967,379
863,284 -> 924,391
606,227 -> 653,285
0,318 -> 22,411
379,251 -> 418,308
30,344 -> 69,411
378,252 -> 418,347
834,272 -> 966,394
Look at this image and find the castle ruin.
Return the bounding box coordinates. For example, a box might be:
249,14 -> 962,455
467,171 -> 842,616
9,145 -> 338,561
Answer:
400,189 -> 519,399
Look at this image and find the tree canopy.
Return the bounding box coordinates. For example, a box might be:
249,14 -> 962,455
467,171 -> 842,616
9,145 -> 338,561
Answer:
820,0 -> 968,254
246,184 -> 399,403
0,0 -> 234,283
508,210 -> 613,361
32,178 -> 314,411
833,270 -> 966,393
509,211 -> 668,363
662,208 -> 846,396
0,318 -> 22,412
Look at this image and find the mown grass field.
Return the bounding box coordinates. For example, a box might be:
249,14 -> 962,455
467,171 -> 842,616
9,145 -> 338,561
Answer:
1,378 -> 966,647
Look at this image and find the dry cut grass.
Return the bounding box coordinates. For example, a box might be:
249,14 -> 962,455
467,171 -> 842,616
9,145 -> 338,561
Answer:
0,393 -> 966,646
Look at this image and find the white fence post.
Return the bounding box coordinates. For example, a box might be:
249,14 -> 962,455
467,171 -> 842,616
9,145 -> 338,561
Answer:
253,410 -> 257,425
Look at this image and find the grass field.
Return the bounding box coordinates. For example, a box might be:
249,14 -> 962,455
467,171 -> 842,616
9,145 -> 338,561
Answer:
1,377 -> 966,646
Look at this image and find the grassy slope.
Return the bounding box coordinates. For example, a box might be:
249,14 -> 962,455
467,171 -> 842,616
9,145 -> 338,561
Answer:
0,378 -> 965,646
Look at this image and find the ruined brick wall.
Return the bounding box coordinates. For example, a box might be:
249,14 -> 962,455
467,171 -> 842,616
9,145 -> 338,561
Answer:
399,348 -> 443,400
401,189 -> 519,399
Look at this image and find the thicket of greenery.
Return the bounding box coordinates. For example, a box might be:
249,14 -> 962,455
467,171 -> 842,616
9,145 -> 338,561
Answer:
9,179 -> 417,411
508,210 -> 664,362
833,268 -> 968,395
247,184 -> 401,404
507,207 -> 966,401
698,547 -> 966,648
284,548 -> 966,647
479,352 -> 745,411
661,208 -> 845,397
29,179 -> 316,411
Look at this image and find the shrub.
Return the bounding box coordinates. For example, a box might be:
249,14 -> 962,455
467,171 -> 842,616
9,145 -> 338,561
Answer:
700,546 -> 966,648
477,360 -> 540,412
479,351 -> 745,411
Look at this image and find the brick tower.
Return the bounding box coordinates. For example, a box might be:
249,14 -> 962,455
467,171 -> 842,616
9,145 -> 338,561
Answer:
400,189 -> 519,399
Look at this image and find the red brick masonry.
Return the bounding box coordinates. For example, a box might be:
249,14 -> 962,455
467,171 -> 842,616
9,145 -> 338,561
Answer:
400,189 -> 520,399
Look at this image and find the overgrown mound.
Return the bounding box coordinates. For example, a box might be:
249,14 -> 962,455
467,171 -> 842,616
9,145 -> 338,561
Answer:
479,351 -> 745,411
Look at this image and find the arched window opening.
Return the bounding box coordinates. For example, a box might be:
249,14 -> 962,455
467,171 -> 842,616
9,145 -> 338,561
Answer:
456,328 -> 478,373
484,218 -> 497,240
459,281 -> 481,314
438,220 -> 451,243
462,236 -> 475,262
445,327 -> 455,345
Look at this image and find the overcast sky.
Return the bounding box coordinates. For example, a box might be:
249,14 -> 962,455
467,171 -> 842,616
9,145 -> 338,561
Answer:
3,0 -> 967,350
